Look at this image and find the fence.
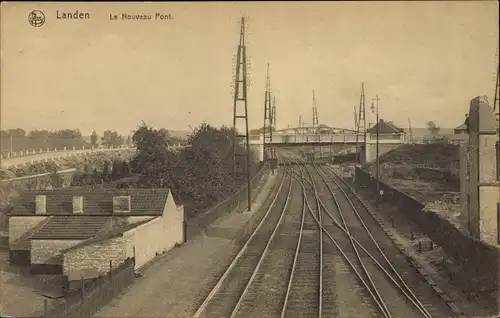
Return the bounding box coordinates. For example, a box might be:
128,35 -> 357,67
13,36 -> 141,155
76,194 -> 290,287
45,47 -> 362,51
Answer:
40,257 -> 136,318
1,145 -> 134,160
355,167 -> 499,303
186,162 -> 269,240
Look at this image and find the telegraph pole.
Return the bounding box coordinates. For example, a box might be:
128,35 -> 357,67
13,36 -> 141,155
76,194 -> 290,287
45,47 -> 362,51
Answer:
355,82 -> 367,165
232,17 -> 252,211
271,96 -> 277,174
263,63 -> 271,162
311,90 -> 319,163
371,94 -> 380,206
408,118 -> 413,144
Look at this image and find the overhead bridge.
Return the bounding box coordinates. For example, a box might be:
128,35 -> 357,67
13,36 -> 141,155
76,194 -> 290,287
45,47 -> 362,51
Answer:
249,126 -> 364,146
248,125 -> 407,164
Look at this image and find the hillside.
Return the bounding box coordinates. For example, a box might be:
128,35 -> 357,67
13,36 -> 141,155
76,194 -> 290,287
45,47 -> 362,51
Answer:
364,143 -> 461,226
0,150 -> 135,227
375,143 -> 459,171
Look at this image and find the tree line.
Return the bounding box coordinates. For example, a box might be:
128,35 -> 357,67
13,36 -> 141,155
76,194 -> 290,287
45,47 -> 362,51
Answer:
72,122 -> 260,217
1,128 -> 187,154
71,160 -> 132,186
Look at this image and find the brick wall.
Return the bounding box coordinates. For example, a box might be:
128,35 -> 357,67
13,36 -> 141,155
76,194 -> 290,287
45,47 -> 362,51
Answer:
9,216 -> 47,250
355,167 -> 499,303
31,239 -> 81,265
63,236 -> 127,278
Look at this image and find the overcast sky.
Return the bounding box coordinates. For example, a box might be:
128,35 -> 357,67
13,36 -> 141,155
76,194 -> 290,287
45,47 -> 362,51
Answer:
1,1 -> 498,136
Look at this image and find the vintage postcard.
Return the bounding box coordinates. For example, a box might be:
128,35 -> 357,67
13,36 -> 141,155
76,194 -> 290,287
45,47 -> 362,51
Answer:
0,2 -> 499,317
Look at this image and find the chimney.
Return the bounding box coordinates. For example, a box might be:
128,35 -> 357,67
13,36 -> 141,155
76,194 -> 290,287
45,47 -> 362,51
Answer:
35,195 -> 47,214
72,196 -> 84,213
112,196 -> 131,213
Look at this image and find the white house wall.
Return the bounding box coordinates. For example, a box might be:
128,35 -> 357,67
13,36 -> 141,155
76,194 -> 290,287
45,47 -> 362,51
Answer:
126,191 -> 185,271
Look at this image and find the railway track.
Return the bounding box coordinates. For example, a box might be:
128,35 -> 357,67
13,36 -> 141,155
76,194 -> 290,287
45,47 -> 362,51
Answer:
193,166 -> 300,318
321,165 -> 456,317
193,148 -> 455,317
193,163 -> 334,318
279,148 -> 455,317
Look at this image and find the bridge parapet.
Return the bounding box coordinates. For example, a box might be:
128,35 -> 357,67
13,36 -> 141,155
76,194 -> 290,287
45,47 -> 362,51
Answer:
249,132 -> 366,145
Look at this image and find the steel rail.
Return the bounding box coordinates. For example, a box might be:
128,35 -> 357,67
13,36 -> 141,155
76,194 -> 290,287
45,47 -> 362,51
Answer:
280,166 -> 307,318
278,150 -> 431,317
193,168 -> 290,318
288,164 -> 430,317
230,166 -> 294,318
321,164 -> 432,318
302,163 -> 391,318
278,155 -> 390,318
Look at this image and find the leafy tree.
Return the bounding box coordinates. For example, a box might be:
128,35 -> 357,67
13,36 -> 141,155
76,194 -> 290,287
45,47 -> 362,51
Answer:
130,123 -> 170,186
92,168 -> 100,184
427,121 -> 441,135
111,161 -> 123,180
102,161 -> 110,182
91,131 -> 98,147
121,160 -> 130,177
49,171 -> 64,188
102,130 -> 124,148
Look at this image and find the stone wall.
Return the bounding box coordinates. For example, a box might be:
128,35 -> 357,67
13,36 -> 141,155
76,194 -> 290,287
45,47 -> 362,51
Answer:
355,167 -> 499,303
31,239 -> 82,274
63,236 -> 127,279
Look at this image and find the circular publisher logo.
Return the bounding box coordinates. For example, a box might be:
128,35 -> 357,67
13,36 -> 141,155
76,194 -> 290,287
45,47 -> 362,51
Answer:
28,10 -> 45,27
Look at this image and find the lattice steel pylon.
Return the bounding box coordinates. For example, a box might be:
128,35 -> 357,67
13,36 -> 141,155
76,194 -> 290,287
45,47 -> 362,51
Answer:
272,96 -> 277,132
312,90 -> 319,128
232,16 -> 251,211
408,118 -> 413,144
355,82 -> 367,164
270,96 -> 277,171
263,63 -> 272,162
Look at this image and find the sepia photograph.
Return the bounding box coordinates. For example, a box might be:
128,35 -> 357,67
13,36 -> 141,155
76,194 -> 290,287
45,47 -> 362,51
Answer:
0,1 -> 499,317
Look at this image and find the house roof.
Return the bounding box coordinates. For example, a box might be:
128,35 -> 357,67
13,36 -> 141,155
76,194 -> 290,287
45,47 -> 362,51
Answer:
454,123 -> 467,130
10,188 -> 170,216
31,215 -> 110,240
60,217 -> 156,253
367,120 -> 404,134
